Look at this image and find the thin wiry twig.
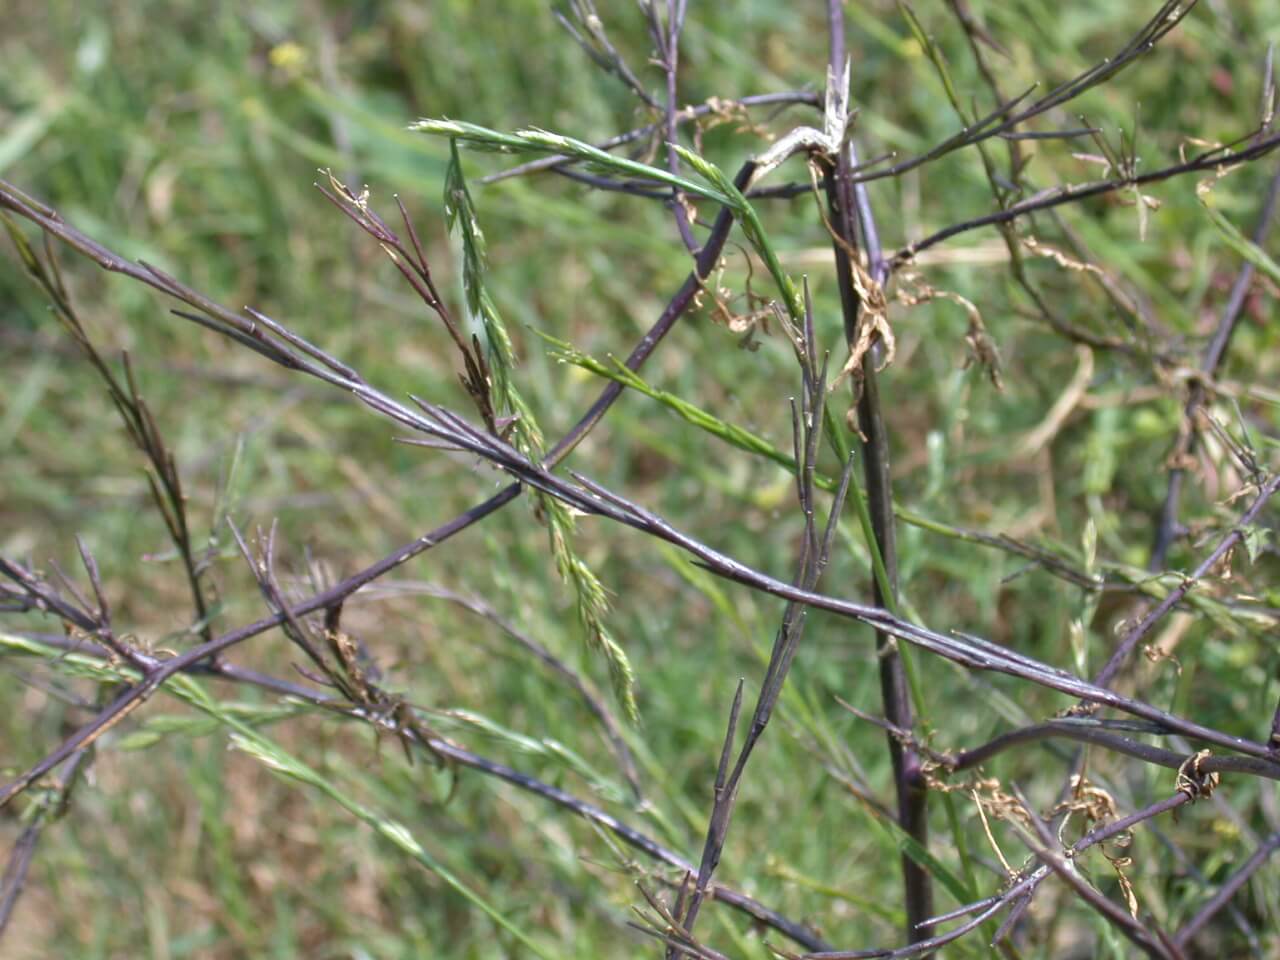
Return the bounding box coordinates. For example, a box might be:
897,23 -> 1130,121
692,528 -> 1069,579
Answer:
0,628 -> 831,953
0,748 -> 89,946
889,128 -> 1280,269
1173,830 -> 1280,949
1151,156 -> 1280,567
942,717 -> 1280,781
671,297 -> 855,956
1150,824 -> 1266,956
850,0 -> 1198,189
0,217 -> 218,647
554,0 -> 659,110
1094,472 -> 1280,690
841,699 -> 1280,781
0,163 -> 752,809
362,580 -> 642,802
1006,786 -> 1183,959
646,0 -> 698,252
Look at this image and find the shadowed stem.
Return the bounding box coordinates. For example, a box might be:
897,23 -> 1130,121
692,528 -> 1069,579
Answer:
651,0 -> 698,252
825,0 -> 931,942
841,698 -> 1280,781
942,716 -> 1280,780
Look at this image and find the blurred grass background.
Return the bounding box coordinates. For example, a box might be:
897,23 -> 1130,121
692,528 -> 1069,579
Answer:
3,1 -> 1280,957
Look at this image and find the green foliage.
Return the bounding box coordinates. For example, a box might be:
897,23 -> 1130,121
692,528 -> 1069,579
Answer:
446,142 -> 638,721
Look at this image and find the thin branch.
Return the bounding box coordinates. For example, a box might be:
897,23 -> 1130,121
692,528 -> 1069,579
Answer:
944,717 -> 1280,781
0,219 -> 218,646
850,0 -> 1197,189
652,0 -> 698,252
554,0 -> 659,109
1094,472 -> 1280,690
1151,155 -> 1280,567
1008,787 -> 1182,959
0,629 -> 831,953
0,749 -> 90,945
367,581 -> 642,802
0,163 -> 755,809
672,314 -> 854,954
1173,830 -> 1280,948
889,129 -> 1280,268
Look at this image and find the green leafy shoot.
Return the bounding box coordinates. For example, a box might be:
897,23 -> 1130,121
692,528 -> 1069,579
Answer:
443,145 -> 638,722
417,119 -> 733,206
1198,175 -> 1280,286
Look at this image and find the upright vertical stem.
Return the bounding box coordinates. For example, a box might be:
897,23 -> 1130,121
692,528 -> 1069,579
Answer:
825,1 -> 933,944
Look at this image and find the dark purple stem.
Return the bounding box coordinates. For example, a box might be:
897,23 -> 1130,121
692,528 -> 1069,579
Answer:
826,0 -> 932,942
661,0 -> 698,253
